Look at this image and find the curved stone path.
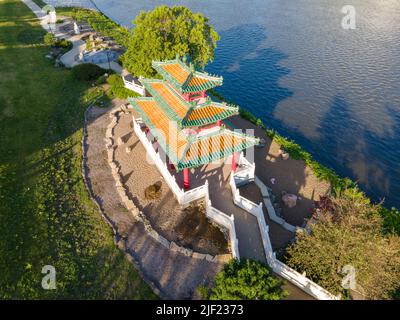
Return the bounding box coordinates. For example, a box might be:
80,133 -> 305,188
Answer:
84,105 -> 224,299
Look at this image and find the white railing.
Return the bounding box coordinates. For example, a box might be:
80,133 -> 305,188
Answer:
234,152 -> 255,186
271,260 -> 338,300
181,182 -> 208,205
133,116 -> 239,259
123,78 -> 146,96
205,191 -> 240,259
254,176 -> 299,233
229,173 -> 338,300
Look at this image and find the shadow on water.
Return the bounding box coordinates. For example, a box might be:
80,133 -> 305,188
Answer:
206,24 -> 400,208
206,23 -> 293,128
313,96 -> 400,208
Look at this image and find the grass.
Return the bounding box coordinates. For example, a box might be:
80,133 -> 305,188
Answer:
0,0 -> 156,299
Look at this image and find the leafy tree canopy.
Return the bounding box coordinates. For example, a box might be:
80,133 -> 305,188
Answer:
198,259 -> 287,300
122,6 -> 220,77
285,191 -> 400,300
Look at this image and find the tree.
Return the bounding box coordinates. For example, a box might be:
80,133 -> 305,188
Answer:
44,32 -> 56,46
198,259 -> 288,300
121,6 -> 219,77
285,191 -> 400,299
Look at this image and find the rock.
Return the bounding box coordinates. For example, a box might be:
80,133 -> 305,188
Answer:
282,192 -> 298,208
170,242 -> 180,252
125,201 -> 135,211
214,254 -> 231,263
158,236 -> 170,248
179,247 -> 193,257
148,229 -> 159,241
117,137 -> 123,146
125,146 -> 132,153
192,252 -> 206,260
205,254 -> 214,262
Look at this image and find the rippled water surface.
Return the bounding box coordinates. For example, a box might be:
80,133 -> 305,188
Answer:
49,0 -> 400,207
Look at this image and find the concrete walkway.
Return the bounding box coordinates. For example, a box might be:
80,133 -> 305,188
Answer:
60,36 -> 85,67
210,181 -> 267,264
21,0 -> 51,31
174,161 -> 267,263
59,33 -> 123,75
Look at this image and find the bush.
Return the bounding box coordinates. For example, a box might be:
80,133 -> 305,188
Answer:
55,39 -> 72,51
106,74 -> 138,99
44,33 -> 56,46
71,63 -> 106,81
379,206 -> 400,235
95,75 -> 107,86
198,259 -> 288,300
144,182 -> 162,200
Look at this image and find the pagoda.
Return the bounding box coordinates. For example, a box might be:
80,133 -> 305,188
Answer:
128,56 -> 259,189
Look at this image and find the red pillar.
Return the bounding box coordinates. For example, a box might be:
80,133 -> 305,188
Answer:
201,91 -> 206,98
183,168 -> 190,189
216,120 -> 222,127
232,152 -> 238,172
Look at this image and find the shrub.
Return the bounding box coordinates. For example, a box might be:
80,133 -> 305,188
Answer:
55,39 -> 72,50
44,32 -> 56,46
379,206 -> 400,235
198,259 -> 288,300
71,63 -> 106,81
106,74 -> 138,99
144,182 -> 162,200
95,75 -> 107,86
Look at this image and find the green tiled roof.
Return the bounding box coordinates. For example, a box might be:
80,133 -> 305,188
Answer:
128,96 -> 259,171
152,58 -> 223,93
141,79 -> 238,129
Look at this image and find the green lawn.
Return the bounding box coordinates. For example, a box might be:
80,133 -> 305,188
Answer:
0,0 -> 156,299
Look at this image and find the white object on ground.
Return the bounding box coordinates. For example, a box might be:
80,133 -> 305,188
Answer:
74,22 -> 80,35
281,152 -> 289,160
270,178 -> 276,185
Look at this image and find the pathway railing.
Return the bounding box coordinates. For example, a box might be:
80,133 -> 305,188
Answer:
229,173 -> 338,300
204,192 -> 240,259
233,152 -> 255,186
123,76 -> 146,96
254,176 -> 300,233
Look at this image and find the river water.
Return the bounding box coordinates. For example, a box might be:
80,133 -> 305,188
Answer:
49,0 -> 400,207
